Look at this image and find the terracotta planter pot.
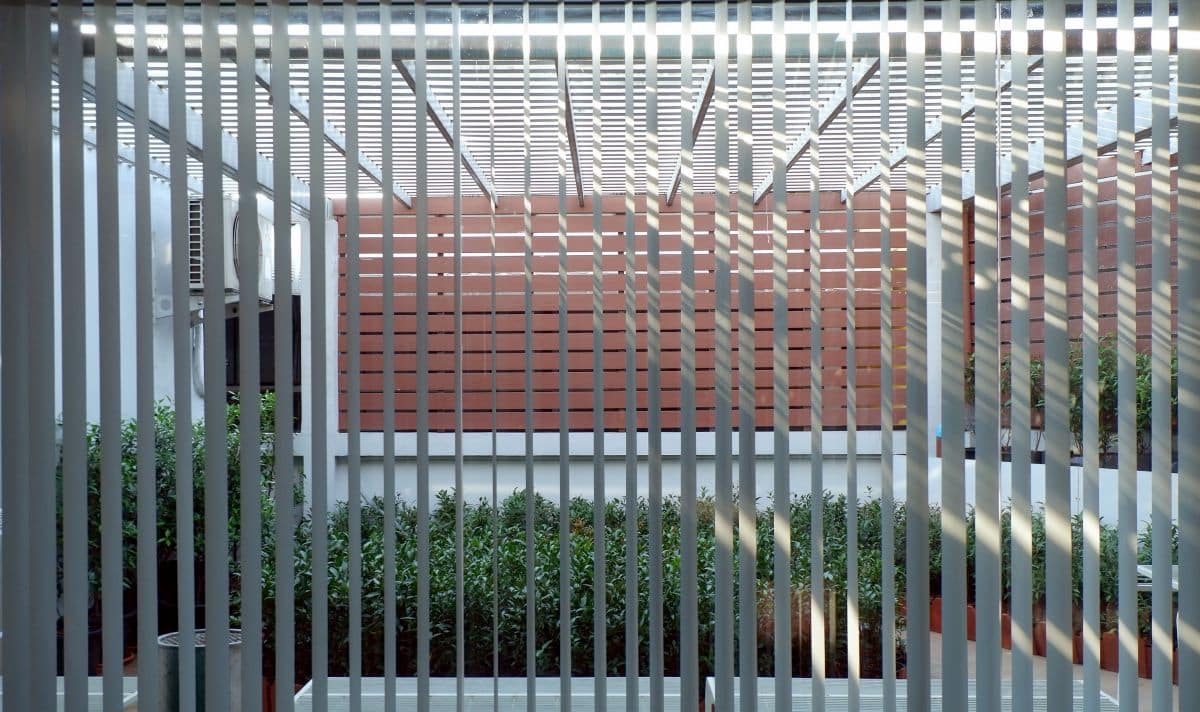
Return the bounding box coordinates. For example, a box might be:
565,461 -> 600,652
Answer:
966,605 -> 977,641
263,679 -> 305,710
1033,620 -> 1048,657
930,597 -> 942,633
262,679 -> 276,711
1100,631 -> 1120,672
1001,613 -> 1012,650
1073,631 -> 1083,665
1138,636 -> 1154,679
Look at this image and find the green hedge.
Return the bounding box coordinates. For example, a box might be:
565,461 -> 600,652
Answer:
58,400 -> 1176,683
258,489 -> 911,681
55,393 -> 286,602
963,335 -> 1179,455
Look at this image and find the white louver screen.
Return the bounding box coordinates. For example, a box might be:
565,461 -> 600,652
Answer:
2,2 -> 1195,712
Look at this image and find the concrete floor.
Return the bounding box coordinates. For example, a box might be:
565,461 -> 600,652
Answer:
929,632 -> 1178,711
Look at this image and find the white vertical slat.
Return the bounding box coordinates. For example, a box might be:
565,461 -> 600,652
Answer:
679,3 -> 699,710
132,5 -> 160,706
165,3 -> 198,708
0,4 -> 32,708
877,4 -> 897,709
1080,2 -> 1102,711
344,2 -> 363,708
1149,0 -> 1174,709
735,2 -> 757,709
904,0 -> 931,708
713,1 -> 735,708
624,1 -> 643,705
522,3 -> 537,709
379,4 -> 398,711
974,4 -> 1002,709
1042,2 -> 1074,708
58,0 -> 89,705
809,1 -> 826,705
94,2 -> 127,707
308,0 -> 330,706
591,5 -> 608,710
1116,2 -> 1140,709
621,3 -> 639,709
235,3 -> 263,708
452,4 -> 467,712
415,1 -> 433,709
1177,1 -> 1200,709
19,1 -> 56,707
556,2 -> 572,709
844,3 -> 860,706
201,0 -> 233,704
489,5 -> 501,708
270,0 -> 296,707
647,5 -> 665,710
940,1 -> 968,709
1012,1 -> 1040,710
770,1 -> 792,709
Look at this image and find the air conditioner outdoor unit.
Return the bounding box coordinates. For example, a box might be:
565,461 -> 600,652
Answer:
188,196 -> 302,299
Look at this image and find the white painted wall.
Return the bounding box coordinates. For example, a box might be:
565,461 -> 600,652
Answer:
316,430 -> 1178,527
316,429 -> 909,509
51,136 -> 199,424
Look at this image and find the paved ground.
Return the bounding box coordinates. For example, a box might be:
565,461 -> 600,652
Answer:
929,631 -> 1178,711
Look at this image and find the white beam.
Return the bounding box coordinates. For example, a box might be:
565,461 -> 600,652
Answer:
52,108 -> 204,195
928,79 -> 1178,211
57,58 -> 316,218
556,59 -> 585,206
842,55 -> 1043,201
255,60 -> 412,209
666,61 -> 717,205
395,59 -> 498,206
752,56 -> 879,205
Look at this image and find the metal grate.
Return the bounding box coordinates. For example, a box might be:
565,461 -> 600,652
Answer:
188,196 -> 203,292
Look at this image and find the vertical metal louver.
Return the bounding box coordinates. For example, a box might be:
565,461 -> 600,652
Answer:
1,2 -> 1195,711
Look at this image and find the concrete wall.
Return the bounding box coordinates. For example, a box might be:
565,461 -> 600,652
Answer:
314,429 -> 1177,527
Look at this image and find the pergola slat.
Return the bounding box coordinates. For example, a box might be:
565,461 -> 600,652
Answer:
752,56 -> 879,205
256,59 -> 413,208
53,58 -> 317,218
396,58 -> 499,206
929,79 -> 1179,211
841,55 -> 1043,202
665,61 -> 716,205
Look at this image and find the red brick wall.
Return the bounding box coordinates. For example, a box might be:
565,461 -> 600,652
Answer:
336,191 -> 909,432
335,159 -> 1179,433
992,157 -> 1179,352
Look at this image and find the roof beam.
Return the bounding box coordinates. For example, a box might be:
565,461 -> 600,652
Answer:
841,55 -> 1043,201
556,59 -> 585,206
752,56 -> 879,205
254,60 -> 412,208
56,59 -> 316,218
665,61 -> 717,205
52,108 -> 204,195
395,59 -> 499,206
928,79 -> 1179,211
